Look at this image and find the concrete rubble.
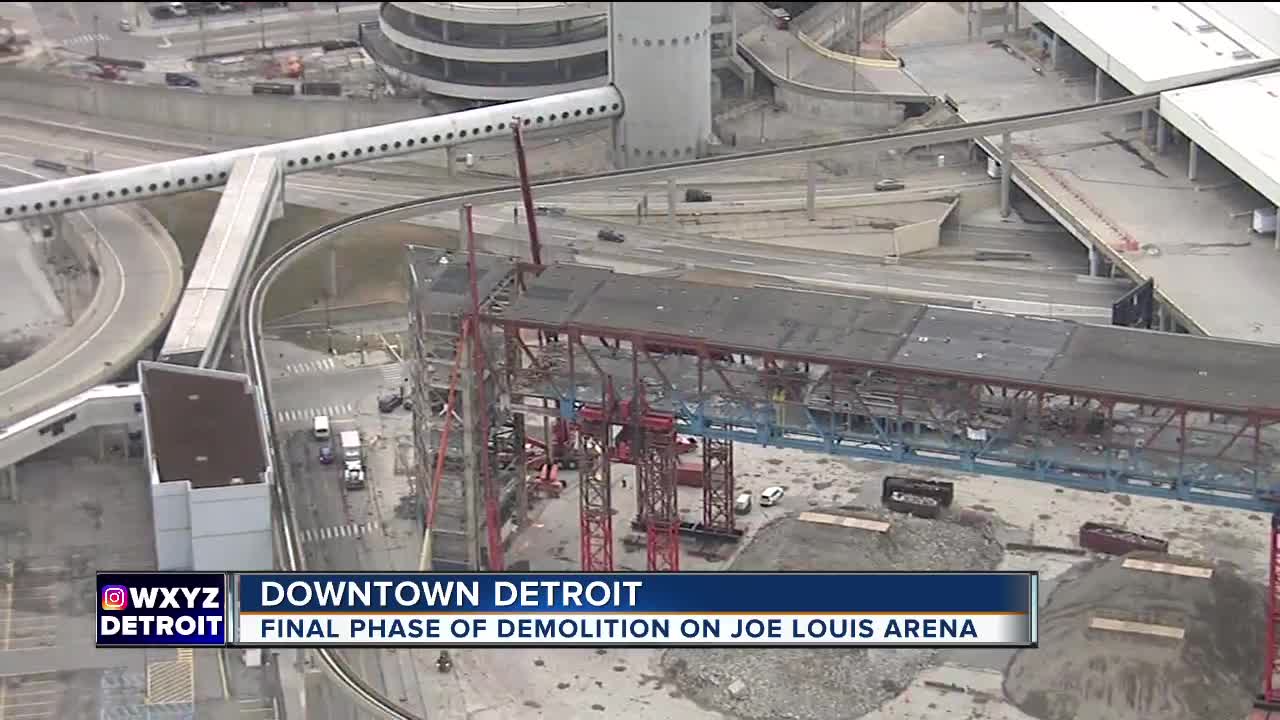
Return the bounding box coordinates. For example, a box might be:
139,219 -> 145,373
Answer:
661,507 -> 1004,720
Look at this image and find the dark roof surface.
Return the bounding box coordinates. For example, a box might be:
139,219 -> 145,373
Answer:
141,363 -> 265,489
497,262 -> 1280,411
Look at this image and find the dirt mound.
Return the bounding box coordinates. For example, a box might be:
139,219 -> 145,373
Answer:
1004,556 -> 1264,720
661,508 -> 1003,720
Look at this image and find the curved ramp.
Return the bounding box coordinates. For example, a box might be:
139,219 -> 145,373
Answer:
0,197 -> 182,427
738,24 -> 934,104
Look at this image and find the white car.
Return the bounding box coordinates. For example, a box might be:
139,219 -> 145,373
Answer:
118,18 -> 133,32
734,491 -> 753,514
760,486 -> 785,507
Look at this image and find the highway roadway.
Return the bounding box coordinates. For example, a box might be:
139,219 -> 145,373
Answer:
23,2 -> 379,60
0,117 -> 1126,314
271,354 -> 433,719
428,206 -> 1124,318
0,163 -> 182,427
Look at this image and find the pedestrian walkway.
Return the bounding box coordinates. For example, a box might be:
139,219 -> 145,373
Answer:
279,357 -> 337,377
379,362 -> 402,386
276,402 -> 354,424
300,520 -> 380,545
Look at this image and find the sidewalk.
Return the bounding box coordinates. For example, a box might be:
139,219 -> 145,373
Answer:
131,2 -> 379,38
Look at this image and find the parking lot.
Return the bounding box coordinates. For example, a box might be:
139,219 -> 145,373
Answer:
0,447 -> 160,719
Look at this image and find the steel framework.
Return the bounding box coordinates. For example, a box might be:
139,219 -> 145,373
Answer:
496,267 -> 1280,513
416,255 -> 1280,707
577,378 -> 615,572
703,434 -> 736,534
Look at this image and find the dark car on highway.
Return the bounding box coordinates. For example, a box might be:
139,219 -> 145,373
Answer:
378,394 -> 403,413
597,228 -> 625,243
319,446 -> 334,465
164,72 -> 199,88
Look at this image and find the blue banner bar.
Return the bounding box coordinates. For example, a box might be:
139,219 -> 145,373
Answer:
237,572 -> 1034,614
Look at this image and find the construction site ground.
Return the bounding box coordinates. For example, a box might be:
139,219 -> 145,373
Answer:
493,441 -> 1271,720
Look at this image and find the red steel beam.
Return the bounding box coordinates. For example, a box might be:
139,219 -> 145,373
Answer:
511,116 -> 542,265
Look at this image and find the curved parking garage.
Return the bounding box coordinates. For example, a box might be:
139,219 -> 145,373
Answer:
372,1 -> 609,100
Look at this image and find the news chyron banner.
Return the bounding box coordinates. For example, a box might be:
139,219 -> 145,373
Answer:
97,572 -> 1037,648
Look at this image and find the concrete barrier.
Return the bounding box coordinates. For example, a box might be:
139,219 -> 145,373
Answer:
892,216 -> 941,255
795,30 -> 902,68
0,67 -> 428,139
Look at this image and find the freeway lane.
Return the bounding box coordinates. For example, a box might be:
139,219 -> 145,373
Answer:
23,2 -> 381,60
443,209 -> 1125,318
0,163 -> 182,427
0,127 -> 1118,312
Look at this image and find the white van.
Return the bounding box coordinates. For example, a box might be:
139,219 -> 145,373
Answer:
312,415 -> 331,441
760,486 -> 785,507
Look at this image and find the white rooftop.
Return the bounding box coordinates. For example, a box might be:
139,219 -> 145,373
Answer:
1024,2 -> 1277,92
1161,71 -> 1280,207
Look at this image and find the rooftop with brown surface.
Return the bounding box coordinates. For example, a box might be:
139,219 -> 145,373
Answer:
139,362 -> 265,489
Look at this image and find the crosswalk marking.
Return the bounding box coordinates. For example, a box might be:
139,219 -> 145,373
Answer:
59,33 -> 108,48
281,357 -> 338,377
380,363 -> 402,385
275,403 -> 354,424
300,521 -> 380,544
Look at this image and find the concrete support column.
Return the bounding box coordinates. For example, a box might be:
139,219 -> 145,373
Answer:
326,244 -> 338,299
666,178 -> 677,225
1050,32 -> 1060,69
1003,1 -> 1011,35
1,466 -> 17,503
999,132 -> 1013,218
1094,67 -> 1104,103
1012,2 -> 1020,30
459,336 -> 480,571
1156,114 -> 1167,154
1188,141 -> 1199,181
1088,245 -> 1100,276
805,161 -> 817,221
1140,110 -> 1150,145
1275,207 -> 1279,251
966,1 -> 975,40
458,206 -> 469,247
852,1 -> 864,53
445,146 -> 457,178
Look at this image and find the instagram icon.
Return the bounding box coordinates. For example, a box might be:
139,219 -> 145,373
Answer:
101,585 -> 128,611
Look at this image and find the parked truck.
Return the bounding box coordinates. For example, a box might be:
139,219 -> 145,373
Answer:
339,430 -> 366,489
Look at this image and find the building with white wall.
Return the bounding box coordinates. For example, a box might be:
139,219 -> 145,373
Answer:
609,1 -> 713,165
370,1 -> 610,101
139,362 -> 272,572
1021,2 -> 1280,246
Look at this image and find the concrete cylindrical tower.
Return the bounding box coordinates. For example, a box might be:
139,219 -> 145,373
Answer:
608,2 -> 712,166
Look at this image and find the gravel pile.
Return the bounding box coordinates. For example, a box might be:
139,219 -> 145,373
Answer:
662,507 -> 1003,720
1005,556 -> 1264,720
